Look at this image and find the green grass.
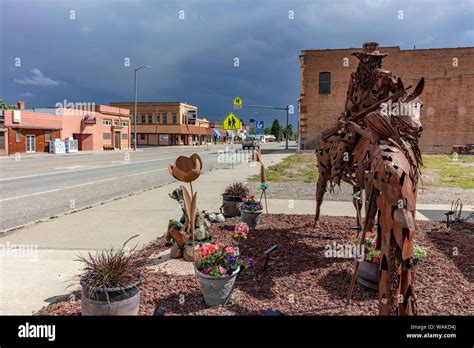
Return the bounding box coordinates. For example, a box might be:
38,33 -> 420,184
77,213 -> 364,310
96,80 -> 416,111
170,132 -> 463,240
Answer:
249,153 -> 474,189
249,153 -> 317,183
421,154 -> 474,189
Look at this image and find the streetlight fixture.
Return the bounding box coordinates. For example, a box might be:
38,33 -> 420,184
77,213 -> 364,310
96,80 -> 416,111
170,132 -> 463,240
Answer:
133,65 -> 151,151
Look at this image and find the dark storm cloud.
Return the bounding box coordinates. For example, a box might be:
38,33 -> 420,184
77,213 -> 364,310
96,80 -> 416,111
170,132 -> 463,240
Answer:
1,0 -> 473,125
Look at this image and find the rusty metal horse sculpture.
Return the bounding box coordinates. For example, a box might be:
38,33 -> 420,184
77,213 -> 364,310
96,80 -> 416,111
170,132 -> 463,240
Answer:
315,75 -> 425,315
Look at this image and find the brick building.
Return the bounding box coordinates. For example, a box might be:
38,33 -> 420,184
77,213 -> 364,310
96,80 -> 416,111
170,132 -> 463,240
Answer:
109,101 -> 213,146
299,46 -> 474,152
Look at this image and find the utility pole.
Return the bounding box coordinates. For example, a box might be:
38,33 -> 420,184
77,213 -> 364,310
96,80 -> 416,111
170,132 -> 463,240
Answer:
133,65 -> 151,151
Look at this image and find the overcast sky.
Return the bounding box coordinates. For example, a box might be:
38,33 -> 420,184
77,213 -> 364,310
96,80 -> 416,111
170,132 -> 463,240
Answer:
1,0 -> 473,125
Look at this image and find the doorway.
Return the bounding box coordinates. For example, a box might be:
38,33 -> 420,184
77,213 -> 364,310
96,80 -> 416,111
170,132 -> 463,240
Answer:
114,131 -> 121,149
26,134 -> 36,153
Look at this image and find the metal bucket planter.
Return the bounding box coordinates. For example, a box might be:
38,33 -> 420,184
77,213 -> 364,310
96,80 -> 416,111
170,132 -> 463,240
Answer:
357,261 -> 380,290
240,209 -> 263,229
222,194 -> 242,217
357,261 -> 418,291
196,267 -> 240,306
80,276 -> 141,316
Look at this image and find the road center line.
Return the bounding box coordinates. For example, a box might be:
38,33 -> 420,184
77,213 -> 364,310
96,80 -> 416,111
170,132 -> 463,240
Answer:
0,155 -> 196,182
0,168 -> 167,202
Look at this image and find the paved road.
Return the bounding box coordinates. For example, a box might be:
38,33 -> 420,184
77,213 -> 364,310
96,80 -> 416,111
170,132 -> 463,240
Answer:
0,142 -> 289,231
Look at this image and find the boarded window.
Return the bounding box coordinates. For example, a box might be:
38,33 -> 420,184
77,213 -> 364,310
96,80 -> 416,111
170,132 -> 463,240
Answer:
103,133 -> 111,140
122,133 -> 128,140
319,72 -> 331,94
45,131 -> 52,141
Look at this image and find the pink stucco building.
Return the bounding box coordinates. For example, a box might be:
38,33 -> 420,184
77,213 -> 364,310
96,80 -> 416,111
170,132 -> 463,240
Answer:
0,103 -> 131,155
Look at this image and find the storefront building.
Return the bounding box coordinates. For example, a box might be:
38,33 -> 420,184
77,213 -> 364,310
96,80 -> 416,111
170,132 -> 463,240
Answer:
1,103 -> 131,155
108,101 -> 211,146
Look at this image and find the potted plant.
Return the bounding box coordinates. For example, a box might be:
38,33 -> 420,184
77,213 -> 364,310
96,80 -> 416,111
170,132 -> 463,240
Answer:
196,232 -> 253,306
353,233 -> 427,290
222,182 -> 249,217
239,194 -> 264,229
77,236 -> 141,316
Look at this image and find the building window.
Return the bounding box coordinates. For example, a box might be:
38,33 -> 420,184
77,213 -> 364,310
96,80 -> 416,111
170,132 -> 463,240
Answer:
103,119 -> 112,125
122,133 -> 128,140
103,133 -> 111,140
156,114 -> 160,124
140,134 -> 146,140
141,113 -> 146,124
121,121 -> 128,127
172,114 -> 177,124
148,113 -> 153,124
163,115 -> 168,124
16,130 -> 21,142
319,72 -> 331,94
45,131 -> 52,141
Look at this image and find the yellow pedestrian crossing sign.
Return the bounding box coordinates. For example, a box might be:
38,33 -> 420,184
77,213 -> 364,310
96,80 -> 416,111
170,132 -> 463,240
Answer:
233,96 -> 242,109
223,112 -> 241,130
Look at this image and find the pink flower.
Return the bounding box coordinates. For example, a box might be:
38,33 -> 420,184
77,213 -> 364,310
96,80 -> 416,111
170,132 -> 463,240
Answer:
218,265 -> 225,274
225,247 -> 235,254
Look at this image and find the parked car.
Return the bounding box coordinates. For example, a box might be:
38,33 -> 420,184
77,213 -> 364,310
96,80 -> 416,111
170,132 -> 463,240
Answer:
242,137 -> 260,150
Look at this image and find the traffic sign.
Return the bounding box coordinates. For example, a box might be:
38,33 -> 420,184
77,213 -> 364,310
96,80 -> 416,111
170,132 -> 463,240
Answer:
233,96 -> 242,109
256,120 -> 264,134
223,112 -> 241,130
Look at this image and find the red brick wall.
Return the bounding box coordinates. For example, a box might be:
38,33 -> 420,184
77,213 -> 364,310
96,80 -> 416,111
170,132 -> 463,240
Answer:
299,46 -> 474,153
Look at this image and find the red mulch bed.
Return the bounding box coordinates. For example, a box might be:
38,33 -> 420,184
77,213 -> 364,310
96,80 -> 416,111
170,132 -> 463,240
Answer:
35,215 -> 474,316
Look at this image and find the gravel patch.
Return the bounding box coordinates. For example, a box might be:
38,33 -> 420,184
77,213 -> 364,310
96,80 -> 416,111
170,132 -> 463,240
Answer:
248,182 -> 474,206
35,215 -> 473,316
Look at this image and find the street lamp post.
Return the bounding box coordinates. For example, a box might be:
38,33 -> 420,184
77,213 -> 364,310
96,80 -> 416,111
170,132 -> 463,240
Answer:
133,65 -> 151,151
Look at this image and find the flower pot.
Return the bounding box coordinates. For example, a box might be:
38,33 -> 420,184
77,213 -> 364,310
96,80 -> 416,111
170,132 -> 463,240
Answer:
196,267 -> 240,306
357,261 -> 419,291
240,209 -> 263,229
357,261 -> 380,291
222,195 -> 242,217
80,276 -> 141,316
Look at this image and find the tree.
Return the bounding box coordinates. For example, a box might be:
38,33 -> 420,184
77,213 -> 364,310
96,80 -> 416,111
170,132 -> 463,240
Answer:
283,124 -> 295,140
264,127 -> 272,135
271,119 -> 281,140
0,99 -> 16,109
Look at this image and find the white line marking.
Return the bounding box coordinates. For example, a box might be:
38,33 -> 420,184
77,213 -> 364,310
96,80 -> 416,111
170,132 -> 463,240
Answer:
0,156 -> 179,182
0,168 -> 167,202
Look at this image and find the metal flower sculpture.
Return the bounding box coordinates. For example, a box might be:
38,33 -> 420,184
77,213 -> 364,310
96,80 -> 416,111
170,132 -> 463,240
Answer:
168,153 -> 202,183
168,154 -> 203,262
255,150 -> 269,214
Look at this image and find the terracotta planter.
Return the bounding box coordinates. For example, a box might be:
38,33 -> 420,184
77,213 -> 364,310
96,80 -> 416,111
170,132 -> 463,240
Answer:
196,267 -> 240,306
240,209 -> 263,229
80,276 -> 141,316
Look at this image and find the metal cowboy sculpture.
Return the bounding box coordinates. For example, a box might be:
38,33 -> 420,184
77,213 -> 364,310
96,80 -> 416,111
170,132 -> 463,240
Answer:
315,42 -> 424,315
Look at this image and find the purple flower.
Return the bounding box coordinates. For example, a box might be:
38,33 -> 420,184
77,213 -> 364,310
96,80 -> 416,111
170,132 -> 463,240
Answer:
227,254 -> 235,265
226,269 -> 233,275
246,256 -> 254,268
